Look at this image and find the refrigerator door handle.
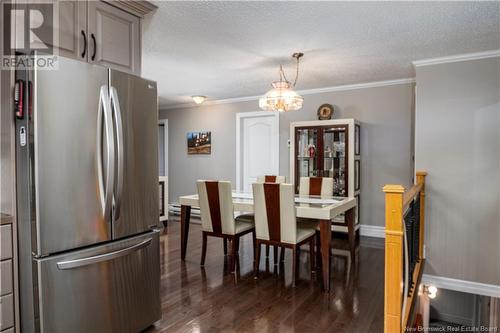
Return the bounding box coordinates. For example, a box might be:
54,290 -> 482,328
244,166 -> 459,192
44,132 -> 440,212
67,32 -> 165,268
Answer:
56,237 -> 152,270
97,85 -> 115,222
110,86 -> 124,220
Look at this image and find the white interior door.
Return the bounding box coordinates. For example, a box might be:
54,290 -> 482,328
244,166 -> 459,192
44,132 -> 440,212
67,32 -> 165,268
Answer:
237,112 -> 279,192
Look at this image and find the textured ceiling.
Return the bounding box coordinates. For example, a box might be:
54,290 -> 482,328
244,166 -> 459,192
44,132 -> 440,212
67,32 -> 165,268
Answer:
142,1 -> 500,108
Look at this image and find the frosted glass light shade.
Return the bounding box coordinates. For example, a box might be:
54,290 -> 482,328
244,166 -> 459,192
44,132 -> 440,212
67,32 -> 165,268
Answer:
192,95 -> 207,104
259,81 -> 303,112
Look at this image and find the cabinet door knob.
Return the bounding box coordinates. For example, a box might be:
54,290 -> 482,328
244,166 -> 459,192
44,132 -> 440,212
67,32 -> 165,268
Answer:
81,30 -> 87,58
91,33 -> 97,61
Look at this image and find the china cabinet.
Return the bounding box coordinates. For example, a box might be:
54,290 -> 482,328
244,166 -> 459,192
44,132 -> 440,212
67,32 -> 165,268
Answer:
290,119 -> 361,231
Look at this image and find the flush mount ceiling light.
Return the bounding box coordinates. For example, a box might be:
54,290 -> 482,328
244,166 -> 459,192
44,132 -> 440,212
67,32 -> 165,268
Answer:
259,52 -> 304,112
192,95 -> 207,104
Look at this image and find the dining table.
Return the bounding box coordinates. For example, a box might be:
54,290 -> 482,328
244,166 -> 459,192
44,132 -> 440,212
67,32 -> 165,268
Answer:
178,192 -> 357,292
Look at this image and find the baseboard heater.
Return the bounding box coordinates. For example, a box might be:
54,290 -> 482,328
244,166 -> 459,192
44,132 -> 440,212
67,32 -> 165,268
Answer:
169,204 -> 201,218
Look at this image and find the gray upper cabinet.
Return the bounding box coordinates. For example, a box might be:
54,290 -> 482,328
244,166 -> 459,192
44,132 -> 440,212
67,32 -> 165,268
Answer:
56,1 -> 87,61
33,1 -> 86,60
88,1 -> 141,75
44,1 -> 143,75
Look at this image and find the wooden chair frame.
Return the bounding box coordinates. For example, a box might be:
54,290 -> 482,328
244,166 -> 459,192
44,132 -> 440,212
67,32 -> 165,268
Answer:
254,234 -> 315,287
201,228 -> 256,273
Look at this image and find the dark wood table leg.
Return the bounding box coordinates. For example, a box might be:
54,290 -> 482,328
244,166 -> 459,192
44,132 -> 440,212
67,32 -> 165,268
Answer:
180,205 -> 191,261
319,219 -> 332,292
346,207 -> 356,261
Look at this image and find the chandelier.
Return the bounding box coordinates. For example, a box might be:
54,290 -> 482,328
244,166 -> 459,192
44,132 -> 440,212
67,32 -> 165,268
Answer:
259,53 -> 304,112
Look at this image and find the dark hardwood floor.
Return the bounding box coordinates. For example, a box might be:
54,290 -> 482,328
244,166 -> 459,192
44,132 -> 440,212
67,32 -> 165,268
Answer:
146,215 -> 385,333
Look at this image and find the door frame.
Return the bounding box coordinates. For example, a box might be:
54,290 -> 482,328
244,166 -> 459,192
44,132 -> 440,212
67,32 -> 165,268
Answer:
236,111 -> 280,191
158,119 -> 168,177
158,119 -> 168,222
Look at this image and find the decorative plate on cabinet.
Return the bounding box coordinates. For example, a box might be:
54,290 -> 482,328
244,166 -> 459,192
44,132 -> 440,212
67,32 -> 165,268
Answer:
317,104 -> 334,120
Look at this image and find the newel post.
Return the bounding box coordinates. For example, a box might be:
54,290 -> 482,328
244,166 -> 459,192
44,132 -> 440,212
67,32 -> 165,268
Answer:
416,171 -> 427,259
383,184 -> 405,333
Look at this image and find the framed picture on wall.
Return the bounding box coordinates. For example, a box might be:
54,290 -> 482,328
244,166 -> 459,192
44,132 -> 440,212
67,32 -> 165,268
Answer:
187,131 -> 211,154
355,159 -> 360,191
355,124 -> 361,156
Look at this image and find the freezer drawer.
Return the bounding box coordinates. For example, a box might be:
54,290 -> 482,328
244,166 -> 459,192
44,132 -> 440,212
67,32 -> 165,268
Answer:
36,231 -> 161,333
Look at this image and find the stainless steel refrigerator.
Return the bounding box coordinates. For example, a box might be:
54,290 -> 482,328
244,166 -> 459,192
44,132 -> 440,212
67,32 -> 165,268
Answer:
15,55 -> 161,333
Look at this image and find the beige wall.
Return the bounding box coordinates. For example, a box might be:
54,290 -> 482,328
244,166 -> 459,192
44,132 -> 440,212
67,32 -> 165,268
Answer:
161,82 -> 414,227
415,56 -> 500,285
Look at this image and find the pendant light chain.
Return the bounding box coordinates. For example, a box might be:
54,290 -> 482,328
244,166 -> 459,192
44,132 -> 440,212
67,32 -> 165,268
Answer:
280,53 -> 302,87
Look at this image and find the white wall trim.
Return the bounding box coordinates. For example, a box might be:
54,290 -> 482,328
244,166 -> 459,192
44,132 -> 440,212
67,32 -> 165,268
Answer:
432,312 -> 473,327
359,225 -> 385,238
297,78 -> 415,95
422,274 -> 500,298
163,78 -> 415,110
413,49 -> 500,67
158,119 -> 168,177
236,111 -> 280,191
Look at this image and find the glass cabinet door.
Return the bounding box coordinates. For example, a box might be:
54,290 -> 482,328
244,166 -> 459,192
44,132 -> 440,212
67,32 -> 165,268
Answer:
323,126 -> 347,196
296,128 -> 319,183
295,125 -> 348,196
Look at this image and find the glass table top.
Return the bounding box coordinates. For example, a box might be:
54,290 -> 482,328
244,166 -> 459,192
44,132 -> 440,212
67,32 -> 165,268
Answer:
229,191 -> 345,208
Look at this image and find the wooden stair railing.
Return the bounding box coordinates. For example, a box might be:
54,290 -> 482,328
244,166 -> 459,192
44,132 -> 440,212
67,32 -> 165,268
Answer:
383,171 -> 427,333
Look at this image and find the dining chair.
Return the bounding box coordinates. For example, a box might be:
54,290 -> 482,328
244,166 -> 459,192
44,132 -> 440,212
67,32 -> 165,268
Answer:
256,175 -> 286,183
298,176 -> 357,263
297,176 -> 334,230
197,180 -> 255,273
252,182 -> 316,287
256,175 -> 286,261
299,176 -> 334,196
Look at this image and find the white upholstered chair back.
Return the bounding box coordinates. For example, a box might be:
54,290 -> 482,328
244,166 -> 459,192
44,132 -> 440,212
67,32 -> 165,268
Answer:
197,180 -> 236,235
299,177 -> 334,196
252,183 -> 297,244
256,175 -> 286,183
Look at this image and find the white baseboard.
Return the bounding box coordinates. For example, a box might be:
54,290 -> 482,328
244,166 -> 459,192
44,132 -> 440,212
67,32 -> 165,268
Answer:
432,313 -> 473,327
359,225 -> 385,238
422,274 -> 500,298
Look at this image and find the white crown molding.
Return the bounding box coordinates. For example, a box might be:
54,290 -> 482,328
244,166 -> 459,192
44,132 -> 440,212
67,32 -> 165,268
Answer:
162,77 -> 415,110
422,274 -> 500,298
359,225 -> 385,238
413,49 -> 500,67
297,78 -> 415,95
104,1 -> 157,17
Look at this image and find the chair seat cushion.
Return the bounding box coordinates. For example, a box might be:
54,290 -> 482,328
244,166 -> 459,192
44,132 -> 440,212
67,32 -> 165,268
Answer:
297,217 -> 320,230
235,213 -> 254,223
296,227 -> 316,243
234,219 -> 254,234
